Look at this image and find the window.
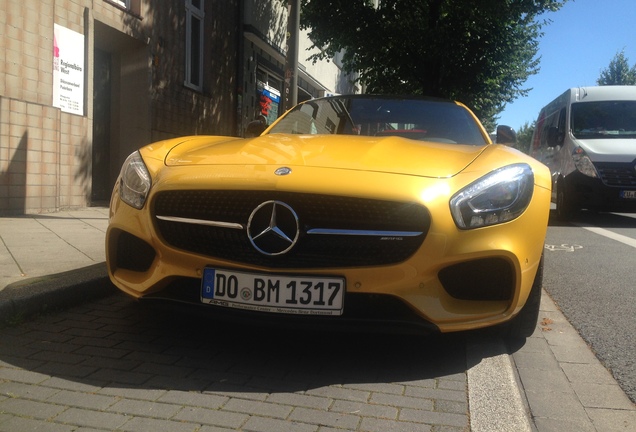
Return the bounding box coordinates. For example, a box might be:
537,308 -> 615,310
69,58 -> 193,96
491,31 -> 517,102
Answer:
185,0 -> 204,91
105,0 -> 141,16
109,0 -> 130,8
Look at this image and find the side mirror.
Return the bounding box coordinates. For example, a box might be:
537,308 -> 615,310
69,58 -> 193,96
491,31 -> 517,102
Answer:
496,125 -> 516,145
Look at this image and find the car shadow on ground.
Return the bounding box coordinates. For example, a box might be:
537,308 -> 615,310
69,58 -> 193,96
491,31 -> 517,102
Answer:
0,292 -> 508,395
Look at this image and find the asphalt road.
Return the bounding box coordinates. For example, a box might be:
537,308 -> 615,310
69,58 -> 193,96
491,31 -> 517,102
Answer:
543,210 -> 636,403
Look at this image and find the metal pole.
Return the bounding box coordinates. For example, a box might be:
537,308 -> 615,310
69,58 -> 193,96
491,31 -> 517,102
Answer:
282,0 -> 299,113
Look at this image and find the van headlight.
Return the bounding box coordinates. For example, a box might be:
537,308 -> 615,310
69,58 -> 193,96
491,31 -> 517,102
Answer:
118,151 -> 151,209
572,147 -> 598,178
450,164 -> 534,229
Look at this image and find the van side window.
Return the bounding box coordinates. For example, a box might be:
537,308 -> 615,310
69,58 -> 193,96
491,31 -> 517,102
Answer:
557,107 -> 566,144
541,108 -> 561,148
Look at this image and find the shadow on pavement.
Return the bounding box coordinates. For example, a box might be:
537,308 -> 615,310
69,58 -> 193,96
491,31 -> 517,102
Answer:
0,292 -> 508,394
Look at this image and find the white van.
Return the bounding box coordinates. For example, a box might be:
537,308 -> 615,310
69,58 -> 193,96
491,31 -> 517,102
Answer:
529,86 -> 636,219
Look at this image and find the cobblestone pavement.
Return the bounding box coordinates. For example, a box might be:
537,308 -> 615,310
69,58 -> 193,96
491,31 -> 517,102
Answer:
0,293 -> 471,432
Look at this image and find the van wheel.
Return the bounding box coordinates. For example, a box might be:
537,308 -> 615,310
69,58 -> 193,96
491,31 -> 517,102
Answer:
556,183 -> 575,220
501,255 -> 543,340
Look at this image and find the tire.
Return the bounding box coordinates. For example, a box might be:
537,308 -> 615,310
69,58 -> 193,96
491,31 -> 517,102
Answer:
556,182 -> 575,221
502,255 -> 543,340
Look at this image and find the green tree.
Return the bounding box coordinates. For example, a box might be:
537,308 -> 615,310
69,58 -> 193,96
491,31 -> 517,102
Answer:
299,0 -> 567,130
597,50 -> 636,85
515,121 -> 536,154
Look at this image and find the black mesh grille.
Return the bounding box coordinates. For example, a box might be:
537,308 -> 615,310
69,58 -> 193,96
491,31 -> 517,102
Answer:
596,161 -> 636,187
153,191 -> 430,268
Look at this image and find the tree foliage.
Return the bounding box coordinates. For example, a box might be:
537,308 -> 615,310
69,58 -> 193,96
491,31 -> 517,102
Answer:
597,50 -> 636,85
515,121 -> 535,153
299,0 -> 567,130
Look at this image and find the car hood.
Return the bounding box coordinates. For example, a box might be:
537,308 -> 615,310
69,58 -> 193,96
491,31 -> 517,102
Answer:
163,134 -> 488,178
574,137 -> 636,162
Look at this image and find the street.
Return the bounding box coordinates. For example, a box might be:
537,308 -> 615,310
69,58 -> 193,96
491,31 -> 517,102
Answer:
543,210 -> 636,403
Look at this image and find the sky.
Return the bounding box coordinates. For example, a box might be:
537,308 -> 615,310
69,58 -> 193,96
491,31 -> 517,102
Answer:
497,0 -> 636,131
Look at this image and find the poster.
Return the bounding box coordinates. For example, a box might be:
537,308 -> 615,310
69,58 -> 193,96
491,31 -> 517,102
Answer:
53,24 -> 85,115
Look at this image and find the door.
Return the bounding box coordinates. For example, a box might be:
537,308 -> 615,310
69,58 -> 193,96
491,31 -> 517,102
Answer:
92,48 -> 111,203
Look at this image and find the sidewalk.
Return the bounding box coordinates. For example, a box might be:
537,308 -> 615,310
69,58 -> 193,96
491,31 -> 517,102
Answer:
0,207 -> 634,431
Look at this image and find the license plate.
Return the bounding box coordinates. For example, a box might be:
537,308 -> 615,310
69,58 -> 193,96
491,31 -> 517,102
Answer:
201,268 -> 345,316
620,190 -> 636,199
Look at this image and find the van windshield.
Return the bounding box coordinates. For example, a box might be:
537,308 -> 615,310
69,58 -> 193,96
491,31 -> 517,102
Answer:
571,101 -> 636,139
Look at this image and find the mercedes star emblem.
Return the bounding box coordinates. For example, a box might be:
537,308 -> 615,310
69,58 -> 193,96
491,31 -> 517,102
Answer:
274,167 -> 292,176
247,200 -> 300,255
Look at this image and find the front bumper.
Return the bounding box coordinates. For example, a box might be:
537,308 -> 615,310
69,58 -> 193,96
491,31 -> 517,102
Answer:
106,181 -> 550,334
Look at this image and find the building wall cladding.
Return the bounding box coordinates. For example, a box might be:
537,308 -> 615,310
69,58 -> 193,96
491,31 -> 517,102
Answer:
1,0 -> 89,213
0,0 -> 240,215
149,0 -> 239,141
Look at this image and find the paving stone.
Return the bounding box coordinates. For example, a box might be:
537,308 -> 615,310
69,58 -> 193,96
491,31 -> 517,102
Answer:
0,416 -> 75,432
0,367 -> 50,384
289,406 -> 360,429
330,399 -> 398,419
561,362 -> 618,385
0,381 -> 60,401
399,407 -> 467,428
304,385 -> 370,402
359,416 -> 432,432
533,416 -> 596,432
571,382 -> 636,410
265,392 -> 331,410
117,416 -> 200,432
157,389 -> 228,408
0,396 -> 67,418
240,416 -> 317,432
369,392 -> 435,411
173,406 -> 248,429
53,407 -> 129,430
222,397 -> 293,419
46,389 -> 119,410
586,407 -> 636,432
108,398 -> 183,419
404,385 -> 466,403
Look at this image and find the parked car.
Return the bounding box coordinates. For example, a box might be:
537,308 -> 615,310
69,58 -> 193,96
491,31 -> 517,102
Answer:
529,86 -> 636,219
106,95 -> 551,338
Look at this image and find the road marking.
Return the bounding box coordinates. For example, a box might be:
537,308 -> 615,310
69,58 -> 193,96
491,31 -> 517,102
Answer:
573,224 -> 636,249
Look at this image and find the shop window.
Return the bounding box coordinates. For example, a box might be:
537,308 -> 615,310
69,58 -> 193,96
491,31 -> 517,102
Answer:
185,0 -> 204,91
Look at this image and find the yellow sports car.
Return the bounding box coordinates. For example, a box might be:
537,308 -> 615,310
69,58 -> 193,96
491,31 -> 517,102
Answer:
106,95 -> 551,338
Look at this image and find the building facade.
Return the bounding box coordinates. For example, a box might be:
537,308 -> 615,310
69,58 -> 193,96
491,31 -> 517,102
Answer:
1,0 -> 356,215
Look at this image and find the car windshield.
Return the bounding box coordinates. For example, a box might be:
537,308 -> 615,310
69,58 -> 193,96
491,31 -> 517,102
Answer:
266,96 -> 488,145
571,100 -> 636,139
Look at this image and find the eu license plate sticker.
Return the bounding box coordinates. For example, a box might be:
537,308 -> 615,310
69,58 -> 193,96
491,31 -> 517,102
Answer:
620,190 -> 636,199
201,268 -> 345,316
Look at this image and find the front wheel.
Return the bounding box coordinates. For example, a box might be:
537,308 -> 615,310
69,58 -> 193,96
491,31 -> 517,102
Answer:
502,255 -> 543,340
556,183 -> 576,220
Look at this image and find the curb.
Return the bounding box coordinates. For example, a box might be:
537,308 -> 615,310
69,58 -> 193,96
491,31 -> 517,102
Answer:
0,263 -> 116,326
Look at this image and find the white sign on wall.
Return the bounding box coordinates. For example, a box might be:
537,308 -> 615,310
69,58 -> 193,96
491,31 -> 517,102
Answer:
53,24 -> 85,115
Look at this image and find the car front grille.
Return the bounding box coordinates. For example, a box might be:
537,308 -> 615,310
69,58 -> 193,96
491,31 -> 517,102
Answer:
596,162 -> 636,187
153,190 -> 430,268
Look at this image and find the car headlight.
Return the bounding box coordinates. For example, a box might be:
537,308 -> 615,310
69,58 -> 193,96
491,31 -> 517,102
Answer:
118,151 -> 151,209
450,164 -> 534,229
572,147 -> 598,178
